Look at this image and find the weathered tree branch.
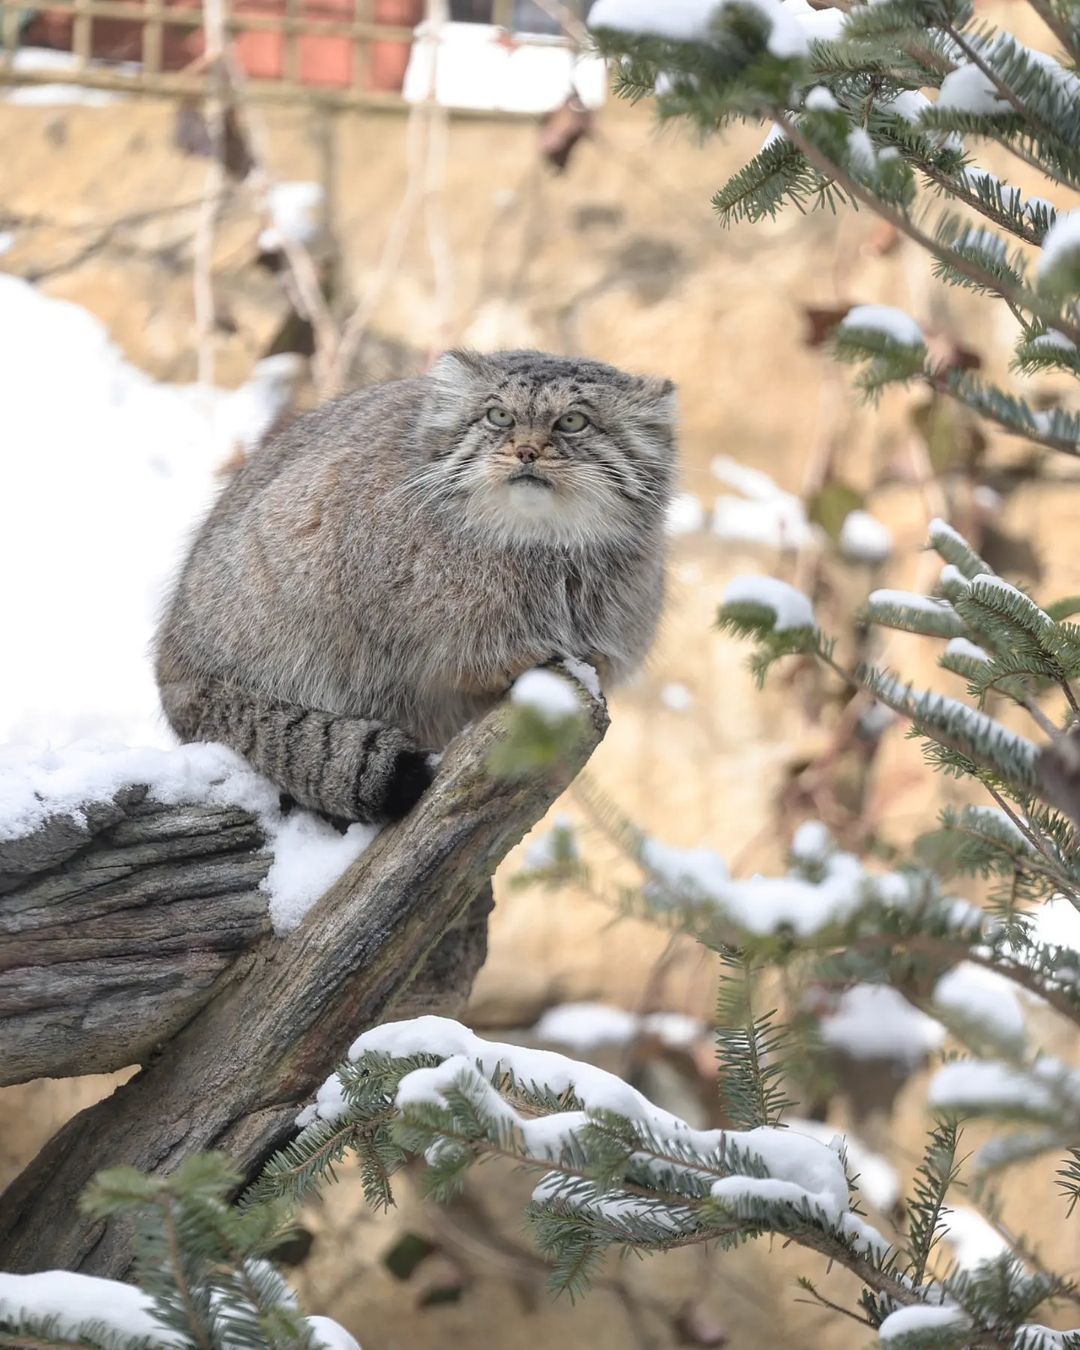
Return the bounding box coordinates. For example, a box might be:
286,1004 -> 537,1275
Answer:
1,794 -> 272,1085
0,687 -> 608,1276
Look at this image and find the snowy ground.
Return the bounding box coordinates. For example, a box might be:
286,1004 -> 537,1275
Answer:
0,273 -> 296,747
0,275 -> 362,932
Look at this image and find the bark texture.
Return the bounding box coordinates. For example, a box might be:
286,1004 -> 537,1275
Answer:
0,688 -> 607,1277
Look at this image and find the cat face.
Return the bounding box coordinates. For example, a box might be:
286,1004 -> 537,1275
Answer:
413,349 -> 678,546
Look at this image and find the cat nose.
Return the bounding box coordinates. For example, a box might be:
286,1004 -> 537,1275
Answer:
515,444 -> 540,464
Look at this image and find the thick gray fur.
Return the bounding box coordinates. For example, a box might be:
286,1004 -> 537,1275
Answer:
155,348 -> 677,822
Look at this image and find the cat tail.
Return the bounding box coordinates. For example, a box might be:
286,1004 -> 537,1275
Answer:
159,676 -> 432,824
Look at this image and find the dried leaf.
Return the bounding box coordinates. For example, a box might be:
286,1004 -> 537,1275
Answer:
539,96 -> 593,173
173,98 -> 254,181
802,303 -> 854,348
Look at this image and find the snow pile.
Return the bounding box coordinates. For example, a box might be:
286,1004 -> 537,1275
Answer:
1037,210 -> 1080,286
944,636 -> 990,663
511,669 -> 585,721
404,22 -> 607,113
532,1001 -> 705,1051
0,274 -> 297,748
1031,330 -> 1076,353
0,1271 -> 361,1349
882,89 -> 930,122
0,1271 -> 166,1342
819,985 -> 945,1065
940,1205 -> 1009,1270
711,455 -> 815,551
302,1015 -> 888,1254
878,1302 -> 970,1342
560,657 -> 602,699
929,1057 -> 1080,1114
643,832 -> 891,936
722,575 -> 817,631
839,509 -> 893,563
932,962 -> 1025,1047
934,62 -> 1010,114
840,304 -> 926,348
258,181 -> 323,252
869,588 -> 959,619
790,819 -> 833,863
667,491 -> 707,534
805,85 -> 838,111
970,574 -> 1053,624
660,682 -> 694,711
786,1117 -> 900,1211
591,0 -> 846,54
0,741 -> 377,935
847,127 -> 878,175
4,48 -> 134,105
642,836 -> 730,901
873,675 -> 1040,773
1029,895 -> 1080,952
953,226 -> 1009,265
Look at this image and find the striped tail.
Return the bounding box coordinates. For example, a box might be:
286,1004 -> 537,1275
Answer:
159,677 -> 432,824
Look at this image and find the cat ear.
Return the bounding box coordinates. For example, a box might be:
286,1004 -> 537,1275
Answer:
429,348 -> 491,389
635,376 -> 679,440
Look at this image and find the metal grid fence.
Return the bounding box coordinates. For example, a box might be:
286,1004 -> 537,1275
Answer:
0,0 -> 590,110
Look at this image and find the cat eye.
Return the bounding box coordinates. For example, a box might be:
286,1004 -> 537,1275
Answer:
554,411 -> 589,433
486,407 -> 514,428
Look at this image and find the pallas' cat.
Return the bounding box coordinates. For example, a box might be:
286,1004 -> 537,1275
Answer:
155,349 -> 677,822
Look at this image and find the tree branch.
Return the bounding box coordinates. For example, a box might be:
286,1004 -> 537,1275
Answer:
0,684 -> 608,1277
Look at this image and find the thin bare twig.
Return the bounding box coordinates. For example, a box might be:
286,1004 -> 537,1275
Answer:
193,0 -> 228,389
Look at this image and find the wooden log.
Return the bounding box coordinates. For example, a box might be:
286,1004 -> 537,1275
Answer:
0,686 -> 607,1276
1,798 -> 271,1085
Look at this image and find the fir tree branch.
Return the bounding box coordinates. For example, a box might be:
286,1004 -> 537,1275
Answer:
772,112 -> 1080,348
983,784 -> 1067,879
924,370 -> 1080,458
844,930 -> 1080,1024
919,161 -> 1043,247
1023,0 -> 1080,64
158,1193 -> 214,1350
941,24 -> 1062,158
793,1281 -> 877,1328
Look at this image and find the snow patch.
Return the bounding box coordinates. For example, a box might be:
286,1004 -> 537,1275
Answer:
667,491 -> 707,534
532,1002 -> 708,1053
840,304 -> 925,347
940,1205 -> 1009,1270
317,1016 -> 886,1250
258,181 -> 323,252
511,669 -> 584,721
839,509 -> 893,563
935,63 -> 1009,114
589,0 -> 811,58
0,274 -> 301,747
933,962 -> 1025,1046
722,575 -> 816,631
878,1303 -> 970,1342
1038,210 -> 1080,284
660,682 -> 694,711
805,85 -> 838,111
819,985 -> 945,1065
786,1117 -> 900,1211
944,636 -> 990,663
0,741 -> 378,936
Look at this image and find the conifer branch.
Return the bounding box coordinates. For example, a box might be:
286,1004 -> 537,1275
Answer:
772,112 -> 1080,348
1023,0 -> 1080,63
